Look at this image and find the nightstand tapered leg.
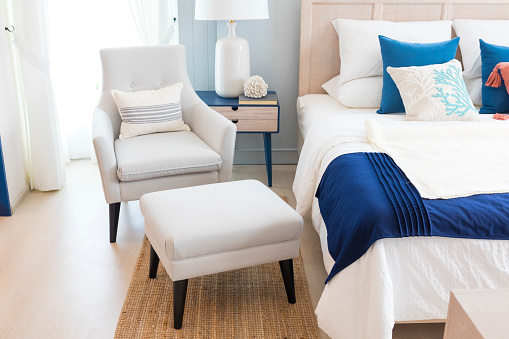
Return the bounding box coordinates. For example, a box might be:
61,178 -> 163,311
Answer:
263,132 -> 272,187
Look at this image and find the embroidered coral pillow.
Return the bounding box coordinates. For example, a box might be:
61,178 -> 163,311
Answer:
387,59 -> 479,121
111,82 -> 190,139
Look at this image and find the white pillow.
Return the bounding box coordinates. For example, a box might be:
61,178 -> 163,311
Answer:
464,76 -> 482,106
111,82 -> 190,139
387,59 -> 479,121
332,19 -> 452,84
453,19 -> 509,79
322,75 -> 382,108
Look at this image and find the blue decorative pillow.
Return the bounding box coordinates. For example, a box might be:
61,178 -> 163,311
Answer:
480,39 -> 509,114
377,36 -> 460,114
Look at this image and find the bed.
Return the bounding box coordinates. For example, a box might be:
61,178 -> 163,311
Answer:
294,1 -> 509,338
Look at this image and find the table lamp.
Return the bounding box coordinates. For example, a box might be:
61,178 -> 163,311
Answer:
195,0 -> 269,98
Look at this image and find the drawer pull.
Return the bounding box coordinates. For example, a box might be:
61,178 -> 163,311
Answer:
231,106 -> 239,111
232,119 -> 239,123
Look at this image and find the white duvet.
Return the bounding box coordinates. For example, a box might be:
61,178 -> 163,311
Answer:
293,113 -> 509,339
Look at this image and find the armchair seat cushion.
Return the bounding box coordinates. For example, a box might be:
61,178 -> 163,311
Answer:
114,131 -> 222,182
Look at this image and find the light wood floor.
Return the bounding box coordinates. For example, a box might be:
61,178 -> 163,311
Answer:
0,160 -> 444,338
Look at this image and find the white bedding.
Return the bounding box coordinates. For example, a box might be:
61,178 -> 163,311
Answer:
366,120 -> 509,199
296,94 -> 377,138
294,94 -> 509,339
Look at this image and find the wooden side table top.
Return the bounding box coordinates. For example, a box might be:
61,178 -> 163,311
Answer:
444,289 -> 509,339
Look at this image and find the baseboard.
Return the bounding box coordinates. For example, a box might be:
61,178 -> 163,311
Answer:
233,149 -> 299,165
11,182 -> 30,213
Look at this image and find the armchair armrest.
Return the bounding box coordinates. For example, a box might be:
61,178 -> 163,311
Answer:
190,101 -> 237,182
92,108 -> 121,203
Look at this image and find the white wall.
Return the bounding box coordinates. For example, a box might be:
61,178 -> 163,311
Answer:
179,0 -> 301,165
0,12 -> 30,209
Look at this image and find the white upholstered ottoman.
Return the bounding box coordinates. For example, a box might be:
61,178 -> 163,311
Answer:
139,180 -> 304,329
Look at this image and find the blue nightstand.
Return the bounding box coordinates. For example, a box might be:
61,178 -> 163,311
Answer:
197,91 -> 279,187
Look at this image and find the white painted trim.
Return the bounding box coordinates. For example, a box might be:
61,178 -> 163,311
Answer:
10,182 -> 30,212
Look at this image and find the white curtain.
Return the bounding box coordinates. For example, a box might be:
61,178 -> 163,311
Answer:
47,0 -> 142,162
129,0 -> 178,45
5,0 -> 65,191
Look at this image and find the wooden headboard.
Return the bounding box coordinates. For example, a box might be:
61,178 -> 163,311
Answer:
298,0 -> 509,96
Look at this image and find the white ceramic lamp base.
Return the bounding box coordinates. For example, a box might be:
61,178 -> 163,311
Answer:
215,22 -> 250,98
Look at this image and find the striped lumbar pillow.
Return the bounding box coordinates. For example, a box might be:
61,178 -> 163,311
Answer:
111,82 -> 190,139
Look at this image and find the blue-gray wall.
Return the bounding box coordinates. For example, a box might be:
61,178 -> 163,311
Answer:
178,0 -> 301,165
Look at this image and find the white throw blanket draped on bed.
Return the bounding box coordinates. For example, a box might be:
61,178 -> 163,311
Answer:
365,120 -> 509,199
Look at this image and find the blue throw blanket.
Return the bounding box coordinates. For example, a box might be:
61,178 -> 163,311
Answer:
317,153 -> 509,283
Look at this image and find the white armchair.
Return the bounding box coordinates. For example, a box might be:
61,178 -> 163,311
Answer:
93,45 -> 236,243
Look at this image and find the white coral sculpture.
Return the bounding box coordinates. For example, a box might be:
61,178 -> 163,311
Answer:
243,75 -> 268,98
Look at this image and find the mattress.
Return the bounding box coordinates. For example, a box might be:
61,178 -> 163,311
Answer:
294,94 -> 509,339
296,94 -> 490,140
296,94 -> 378,138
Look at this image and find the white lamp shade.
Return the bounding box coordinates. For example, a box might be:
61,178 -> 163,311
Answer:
195,0 -> 269,21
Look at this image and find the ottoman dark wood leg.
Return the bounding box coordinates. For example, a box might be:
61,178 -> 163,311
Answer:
149,245 -> 160,279
109,202 -> 121,243
279,259 -> 296,304
173,279 -> 188,329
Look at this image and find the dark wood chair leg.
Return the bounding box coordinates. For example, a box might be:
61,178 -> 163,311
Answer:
173,279 -> 188,330
109,202 -> 121,243
149,245 -> 160,279
279,259 -> 296,304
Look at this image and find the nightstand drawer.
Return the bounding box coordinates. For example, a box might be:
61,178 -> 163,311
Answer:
212,106 -> 278,120
231,119 -> 278,132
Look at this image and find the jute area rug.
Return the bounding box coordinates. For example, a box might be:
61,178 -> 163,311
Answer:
114,197 -> 320,338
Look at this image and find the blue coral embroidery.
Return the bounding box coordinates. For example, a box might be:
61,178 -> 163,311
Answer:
432,64 -> 476,117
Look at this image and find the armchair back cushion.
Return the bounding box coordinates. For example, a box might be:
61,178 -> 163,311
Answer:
98,45 -> 200,138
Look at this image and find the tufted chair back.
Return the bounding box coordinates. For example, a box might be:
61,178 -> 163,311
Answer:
97,45 -> 200,138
